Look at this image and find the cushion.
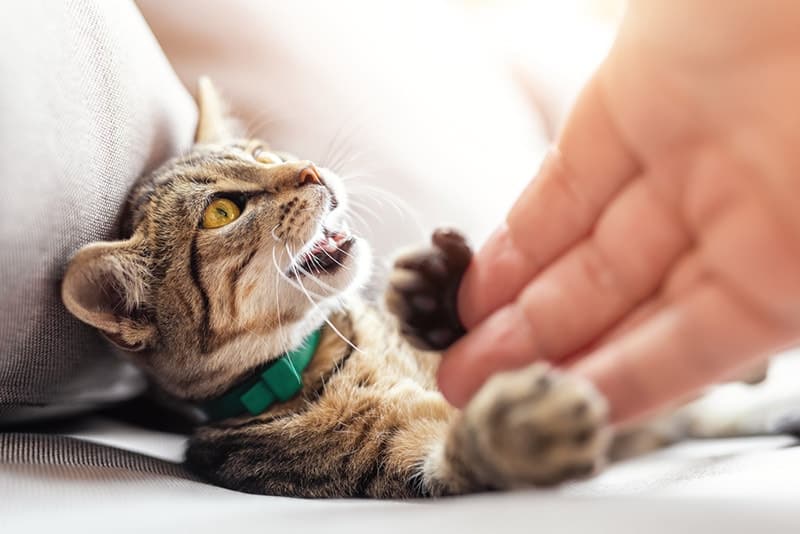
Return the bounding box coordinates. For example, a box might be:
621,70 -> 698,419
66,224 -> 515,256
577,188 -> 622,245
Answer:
2,416 -> 798,533
0,0 -> 195,421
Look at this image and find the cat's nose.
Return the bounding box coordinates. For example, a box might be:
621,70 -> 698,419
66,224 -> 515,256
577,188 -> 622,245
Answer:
297,165 -> 323,187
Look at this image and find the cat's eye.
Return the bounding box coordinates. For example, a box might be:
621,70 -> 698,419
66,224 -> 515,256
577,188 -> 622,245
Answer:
202,197 -> 242,229
253,148 -> 282,165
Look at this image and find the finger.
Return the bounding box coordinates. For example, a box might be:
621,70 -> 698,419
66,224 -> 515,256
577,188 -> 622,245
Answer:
564,176 -> 800,360
459,73 -> 641,329
566,252 -> 706,363
573,279 -> 795,425
513,177 -> 690,360
438,304 -> 535,408
560,297 -> 665,368
438,177 -> 690,407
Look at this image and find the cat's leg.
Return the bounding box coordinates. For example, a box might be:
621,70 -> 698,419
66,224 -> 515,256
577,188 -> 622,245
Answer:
185,402 -> 461,498
385,228 -> 472,351
185,416 -> 426,498
424,362 -> 612,493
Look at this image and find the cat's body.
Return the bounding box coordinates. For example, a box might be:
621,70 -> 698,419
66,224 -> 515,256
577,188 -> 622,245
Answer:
185,304 -> 450,497
185,300 -> 608,497
61,78 -> 793,498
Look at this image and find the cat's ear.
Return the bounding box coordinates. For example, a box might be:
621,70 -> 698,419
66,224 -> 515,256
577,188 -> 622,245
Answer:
61,237 -> 156,352
194,76 -> 237,144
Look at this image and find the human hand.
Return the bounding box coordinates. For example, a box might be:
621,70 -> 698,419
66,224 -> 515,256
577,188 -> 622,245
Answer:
438,0 -> 800,424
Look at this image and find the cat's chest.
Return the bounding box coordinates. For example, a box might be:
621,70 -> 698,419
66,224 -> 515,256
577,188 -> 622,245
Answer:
349,325 -> 441,390
321,348 -> 454,425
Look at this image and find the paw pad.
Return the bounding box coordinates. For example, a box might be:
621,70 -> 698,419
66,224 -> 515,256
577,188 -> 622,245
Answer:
386,228 -> 472,351
465,363 -> 611,487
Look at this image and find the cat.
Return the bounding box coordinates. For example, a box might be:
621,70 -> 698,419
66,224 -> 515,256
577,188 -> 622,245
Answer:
61,78 -> 791,498
60,78 -> 612,496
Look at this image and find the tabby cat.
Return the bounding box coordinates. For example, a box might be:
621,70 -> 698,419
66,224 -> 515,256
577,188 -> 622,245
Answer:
63,78 -> 767,498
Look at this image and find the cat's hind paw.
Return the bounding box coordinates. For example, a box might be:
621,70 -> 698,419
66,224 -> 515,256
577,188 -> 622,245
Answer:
385,228 -> 472,351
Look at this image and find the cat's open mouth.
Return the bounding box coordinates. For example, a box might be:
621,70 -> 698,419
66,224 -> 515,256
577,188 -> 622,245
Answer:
290,228 -> 354,277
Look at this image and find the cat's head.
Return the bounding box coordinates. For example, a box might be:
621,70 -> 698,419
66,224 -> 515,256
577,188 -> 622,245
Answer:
62,78 -> 371,400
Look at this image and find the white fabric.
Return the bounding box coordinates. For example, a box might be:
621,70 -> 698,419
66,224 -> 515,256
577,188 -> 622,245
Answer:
0,0 -> 195,418
2,416 -> 799,533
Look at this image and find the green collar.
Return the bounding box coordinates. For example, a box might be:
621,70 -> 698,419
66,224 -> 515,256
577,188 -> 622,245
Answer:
200,328 -> 322,422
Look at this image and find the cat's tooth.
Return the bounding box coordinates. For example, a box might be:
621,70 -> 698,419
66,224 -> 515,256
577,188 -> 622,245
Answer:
323,238 -> 338,253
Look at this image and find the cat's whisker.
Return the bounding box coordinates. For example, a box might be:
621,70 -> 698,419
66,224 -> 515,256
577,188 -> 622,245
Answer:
309,254 -> 338,276
336,158 -> 385,181
286,248 -> 362,355
283,244 -> 343,296
347,199 -> 383,222
272,246 -> 328,299
244,115 -> 280,140
329,150 -> 364,176
349,185 -> 427,239
326,117 -> 372,176
313,248 -> 352,284
329,139 -> 357,174
272,247 -> 294,356
322,124 -> 353,174
350,183 -> 414,217
325,124 -> 367,175
273,247 -> 354,355
343,207 -> 370,234
346,200 -> 393,237
307,255 -> 328,278
335,163 -> 383,184
270,229 -> 353,300
320,248 -> 347,270
340,176 -> 373,185
270,224 -> 282,242
321,122 -> 351,172
333,244 -> 357,261
285,242 -> 350,335
248,103 -> 336,147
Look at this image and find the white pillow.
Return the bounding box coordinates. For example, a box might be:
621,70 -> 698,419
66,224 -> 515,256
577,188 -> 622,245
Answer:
0,1 -> 195,421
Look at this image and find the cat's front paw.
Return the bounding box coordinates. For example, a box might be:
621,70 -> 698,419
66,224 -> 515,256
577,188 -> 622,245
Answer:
461,363 -> 611,488
385,228 -> 472,351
